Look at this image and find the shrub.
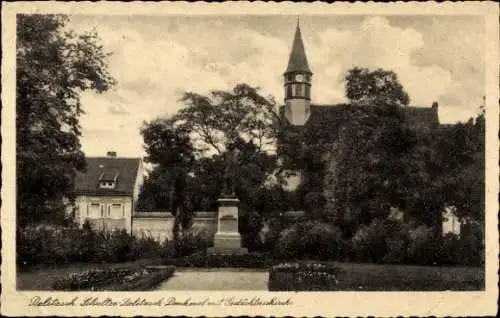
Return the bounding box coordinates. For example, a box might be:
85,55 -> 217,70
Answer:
439,233 -> 462,265
350,218 -> 388,263
240,212 -> 264,252
173,224 -> 214,257
17,223 -> 165,270
406,225 -> 440,265
268,262 -> 344,291
275,221 -> 342,261
162,252 -> 275,268
304,192 -> 327,220
455,222 -> 484,266
348,218 -> 410,264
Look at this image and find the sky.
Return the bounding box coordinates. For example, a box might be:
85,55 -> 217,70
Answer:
67,15 -> 485,158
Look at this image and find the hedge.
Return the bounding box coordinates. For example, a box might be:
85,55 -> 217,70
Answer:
17,223 -> 172,270
268,262 -> 344,291
162,252 -> 276,268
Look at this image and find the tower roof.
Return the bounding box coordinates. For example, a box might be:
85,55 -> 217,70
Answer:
285,19 -> 312,74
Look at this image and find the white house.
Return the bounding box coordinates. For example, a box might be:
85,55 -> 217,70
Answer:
71,151 -> 144,233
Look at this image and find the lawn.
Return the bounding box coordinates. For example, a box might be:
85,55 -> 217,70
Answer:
17,258 -> 161,290
18,259 -> 484,291
284,262 -> 484,291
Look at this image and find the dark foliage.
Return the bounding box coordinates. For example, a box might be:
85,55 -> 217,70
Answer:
161,252 -> 275,268
17,14 -> 115,226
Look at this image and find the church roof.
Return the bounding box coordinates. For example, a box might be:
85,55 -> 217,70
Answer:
285,20 -> 312,74
279,103 -> 440,131
75,157 -> 142,196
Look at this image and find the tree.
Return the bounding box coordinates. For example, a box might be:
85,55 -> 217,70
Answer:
345,67 -> 410,107
138,84 -> 284,249
175,83 -> 280,155
17,14 -> 115,226
324,104 -> 415,237
140,119 -> 196,242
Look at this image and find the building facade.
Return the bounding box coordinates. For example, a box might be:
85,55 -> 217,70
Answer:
72,152 -> 144,233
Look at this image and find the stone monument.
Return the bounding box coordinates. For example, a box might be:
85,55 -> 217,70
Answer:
207,143 -> 248,255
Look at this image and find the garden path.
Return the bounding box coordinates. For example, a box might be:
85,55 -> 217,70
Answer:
156,268 -> 269,290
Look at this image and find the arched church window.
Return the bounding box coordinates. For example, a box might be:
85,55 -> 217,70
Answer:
305,85 -> 310,99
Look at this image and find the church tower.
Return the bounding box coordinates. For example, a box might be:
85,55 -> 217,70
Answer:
284,19 -> 312,126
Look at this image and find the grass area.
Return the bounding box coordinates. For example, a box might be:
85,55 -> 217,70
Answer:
269,262 -> 484,291
17,258 -> 161,290
335,262 -> 484,291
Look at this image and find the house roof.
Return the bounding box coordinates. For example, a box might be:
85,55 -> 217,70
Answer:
285,20 -> 312,74
75,157 -> 141,196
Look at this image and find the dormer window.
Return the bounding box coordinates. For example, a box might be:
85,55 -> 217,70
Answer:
98,169 -> 119,189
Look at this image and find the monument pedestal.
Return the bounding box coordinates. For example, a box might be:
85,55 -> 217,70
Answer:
207,198 -> 248,255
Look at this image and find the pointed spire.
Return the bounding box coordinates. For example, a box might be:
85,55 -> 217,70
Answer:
285,17 -> 311,74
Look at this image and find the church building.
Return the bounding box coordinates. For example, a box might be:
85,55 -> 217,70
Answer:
279,20 -> 460,236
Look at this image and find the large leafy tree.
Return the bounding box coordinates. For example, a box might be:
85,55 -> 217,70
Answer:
175,83 -> 280,155
345,67 -> 410,107
138,84 -> 284,249
16,15 -> 115,226
324,104 -> 415,236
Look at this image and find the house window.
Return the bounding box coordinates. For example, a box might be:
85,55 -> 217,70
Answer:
111,203 -> 121,218
90,203 -> 99,218
108,205 -> 111,217
75,205 -> 80,219
122,205 -> 125,218
99,170 -> 119,189
100,204 -> 104,217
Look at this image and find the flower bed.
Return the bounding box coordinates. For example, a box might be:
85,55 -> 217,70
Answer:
53,268 -> 135,291
162,252 -> 275,268
268,262 -> 344,291
52,266 -> 176,291
106,266 -> 176,291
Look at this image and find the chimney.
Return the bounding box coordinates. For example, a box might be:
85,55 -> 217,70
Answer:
106,151 -> 117,158
432,101 -> 439,109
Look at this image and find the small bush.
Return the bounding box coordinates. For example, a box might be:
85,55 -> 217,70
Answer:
350,219 -> 389,263
173,224 -> 214,257
275,221 -> 342,261
406,225 -> 440,265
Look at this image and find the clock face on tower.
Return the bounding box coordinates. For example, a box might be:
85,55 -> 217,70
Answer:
295,74 -> 304,82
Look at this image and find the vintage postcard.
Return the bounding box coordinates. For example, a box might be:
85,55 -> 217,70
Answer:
1,1 -> 498,317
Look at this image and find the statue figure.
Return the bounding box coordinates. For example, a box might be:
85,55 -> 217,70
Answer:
222,142 -> 239,198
